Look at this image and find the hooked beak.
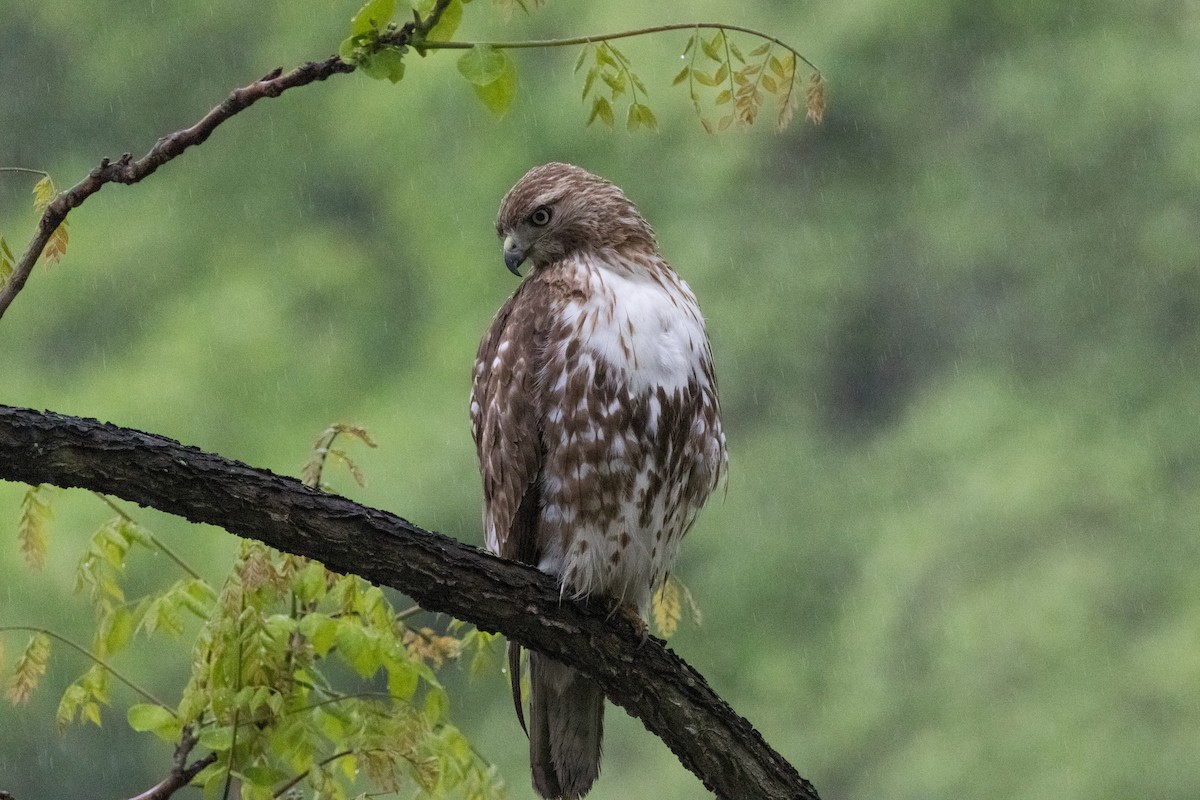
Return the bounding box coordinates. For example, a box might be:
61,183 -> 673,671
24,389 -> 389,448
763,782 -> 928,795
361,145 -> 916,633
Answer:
502,234 -> 527,277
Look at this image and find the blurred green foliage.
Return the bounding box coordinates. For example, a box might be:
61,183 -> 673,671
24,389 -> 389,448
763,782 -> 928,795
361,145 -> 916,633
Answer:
2,0 -> 1199,798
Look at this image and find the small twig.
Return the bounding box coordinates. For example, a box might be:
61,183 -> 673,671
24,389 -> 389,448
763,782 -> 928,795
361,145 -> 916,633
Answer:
422,22 -> 820,72
272,750 -> 354,798
0,167 -> 49,178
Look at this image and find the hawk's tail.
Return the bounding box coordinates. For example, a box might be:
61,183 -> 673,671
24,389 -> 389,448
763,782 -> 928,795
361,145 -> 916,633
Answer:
528,651 -> 604,800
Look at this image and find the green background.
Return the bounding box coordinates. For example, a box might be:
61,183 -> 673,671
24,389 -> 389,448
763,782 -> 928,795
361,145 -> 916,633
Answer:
2,0 -> 1199,798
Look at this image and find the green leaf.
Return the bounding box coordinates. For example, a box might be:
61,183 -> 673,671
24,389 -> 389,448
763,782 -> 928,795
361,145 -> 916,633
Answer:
102,606 -> 136,654
626,103 -> 659,133
0,236 -> 14,283
361,48 -> 406,83
456,45 -> 506,86
338,34 -> 362,61
292,561 -> 327,604
602,70 -> 627,97
336,623 -> 380,677
581,66 -> 598,100
594,43 -> 618,69
573,44 -> 590,74
749,42 -> 771,57
671,66 -> 690,86
424,0 -> 462,42
701,33 -> 723,62
458,47 -> 517,116
198,724 -> 235,751
587,96 -> 614,127
31,175 -> 55,212
127,703 -> 181,741
387,654 -> 419,700
298,612 -> 339,656
350,0 -> 396,36
18,484 -> 53,570
423,686 -> 449,725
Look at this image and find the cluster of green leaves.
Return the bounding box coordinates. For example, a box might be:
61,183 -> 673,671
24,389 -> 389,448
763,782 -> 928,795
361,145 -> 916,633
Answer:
337,0 -> 824,130
674,29 -> 824,133
4,433 -> 505,800
338,0 -> 469,85
576,41 -> 658,132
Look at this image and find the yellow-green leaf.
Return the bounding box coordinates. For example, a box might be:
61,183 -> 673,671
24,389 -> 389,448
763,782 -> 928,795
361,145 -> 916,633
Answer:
423,686 -> 448,724
7,632 -> 50,705
18,484 -> 53,570
32,175 -> 55,212
41,220 -> 68,265
424,0 -> 462,42
350,0 -> 396,36
361,48 -> 406,83
457,45 -> 506,85
299,612 -> 339,656
587,96 -> 614,128
127,703 -> 181,741
199,724 -> 235,751
671,66 -> 690,86
457,46 -> 518,116
0,236 -> 15,283
652,579 -> 681,638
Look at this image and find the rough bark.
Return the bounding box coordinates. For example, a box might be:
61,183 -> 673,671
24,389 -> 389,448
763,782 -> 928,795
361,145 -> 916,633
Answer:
0,404 -> 819,800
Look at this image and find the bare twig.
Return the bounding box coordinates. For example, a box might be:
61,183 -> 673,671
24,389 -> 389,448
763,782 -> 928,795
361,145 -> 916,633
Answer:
0,56 -> 359,321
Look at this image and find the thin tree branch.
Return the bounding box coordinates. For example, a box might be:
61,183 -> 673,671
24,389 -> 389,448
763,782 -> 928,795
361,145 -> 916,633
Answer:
0,625 -> 174,711
0,55 -> 359,321
0,404 -> 819,800
422,22 -> 821,72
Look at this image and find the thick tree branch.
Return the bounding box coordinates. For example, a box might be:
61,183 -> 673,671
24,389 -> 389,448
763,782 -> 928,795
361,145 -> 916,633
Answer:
0,405 -> 818,800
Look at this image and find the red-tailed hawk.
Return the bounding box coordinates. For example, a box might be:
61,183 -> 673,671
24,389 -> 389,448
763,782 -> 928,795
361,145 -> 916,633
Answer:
470,162 -> 727,799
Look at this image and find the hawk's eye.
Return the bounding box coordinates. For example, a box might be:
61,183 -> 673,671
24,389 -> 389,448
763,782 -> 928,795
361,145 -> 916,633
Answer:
529,205 -> 553,227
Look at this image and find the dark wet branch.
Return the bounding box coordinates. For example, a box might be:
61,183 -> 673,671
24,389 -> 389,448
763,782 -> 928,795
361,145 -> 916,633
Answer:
0,405 -> 818,800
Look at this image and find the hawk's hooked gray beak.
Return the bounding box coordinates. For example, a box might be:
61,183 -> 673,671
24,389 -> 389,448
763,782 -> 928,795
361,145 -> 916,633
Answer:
502,234 -> 527,277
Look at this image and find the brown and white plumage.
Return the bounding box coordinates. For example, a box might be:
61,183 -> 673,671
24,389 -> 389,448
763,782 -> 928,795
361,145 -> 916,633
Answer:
470,162 -> 726,799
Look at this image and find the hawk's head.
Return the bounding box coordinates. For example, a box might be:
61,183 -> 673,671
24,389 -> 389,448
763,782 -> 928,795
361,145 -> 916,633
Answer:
495,162 -> 656,276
